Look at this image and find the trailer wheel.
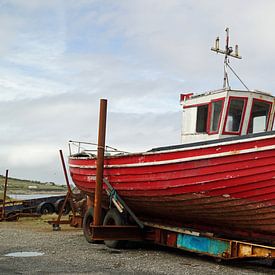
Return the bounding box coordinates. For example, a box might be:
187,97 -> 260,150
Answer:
83,207 -> 101,243
38,203 -> 54,215
103,208 -> 126,249
55,199 -> 71,215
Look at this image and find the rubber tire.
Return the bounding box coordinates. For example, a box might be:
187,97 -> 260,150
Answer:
40,203 -> 54,215
55,199 -> 71,215
103,208 -> 126,249
83,207 -> 104,243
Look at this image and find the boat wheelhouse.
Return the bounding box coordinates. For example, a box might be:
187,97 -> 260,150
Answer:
180,89 -> 275,144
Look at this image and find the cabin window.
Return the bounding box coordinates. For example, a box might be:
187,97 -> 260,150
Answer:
196,104 -> 208,133
224,97 -> 247,134
209,99 -> 224,133
247,99 -> 271,134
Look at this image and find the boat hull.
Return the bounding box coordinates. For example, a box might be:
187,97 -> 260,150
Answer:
69,132 -> 275,244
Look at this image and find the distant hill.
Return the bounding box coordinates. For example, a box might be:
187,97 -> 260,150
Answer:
0,175 -> 67,196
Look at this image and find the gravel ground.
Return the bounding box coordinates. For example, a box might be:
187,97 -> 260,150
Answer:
0,217 -> 274,274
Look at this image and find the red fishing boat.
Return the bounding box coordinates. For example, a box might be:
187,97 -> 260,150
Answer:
68,29 -> 275,245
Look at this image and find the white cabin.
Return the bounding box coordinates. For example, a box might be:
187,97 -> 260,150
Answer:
180,89 -> 275,143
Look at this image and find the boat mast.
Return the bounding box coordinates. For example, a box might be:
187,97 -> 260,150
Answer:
211,28 -> 248,90
224,28 -> 231,88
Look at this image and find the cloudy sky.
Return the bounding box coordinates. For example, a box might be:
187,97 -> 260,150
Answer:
1,0 -> 275,184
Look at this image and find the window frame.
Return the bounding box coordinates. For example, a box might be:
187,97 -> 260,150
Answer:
222,96 -> 248,135
207,98 -> 225,135
247,98 -> 272,134
272,108 -> 275,131
195,103 -> 209,133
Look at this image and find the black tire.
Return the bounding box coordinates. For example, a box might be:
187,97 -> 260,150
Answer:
39,203 -> 54,215
55,199 -> 71,215
103,208 -> 126,249
83,207 -> 105,243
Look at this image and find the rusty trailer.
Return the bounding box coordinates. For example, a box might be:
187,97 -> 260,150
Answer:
89,219 -> 275,261
85,177 -> 275,262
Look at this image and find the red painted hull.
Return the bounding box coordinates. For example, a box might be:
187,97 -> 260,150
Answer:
69,132 -> 275,244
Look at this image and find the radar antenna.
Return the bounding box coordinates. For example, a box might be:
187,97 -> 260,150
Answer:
211,28 -> 249,91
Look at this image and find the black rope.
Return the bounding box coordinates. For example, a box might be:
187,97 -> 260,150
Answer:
227,63 -> 250,91
108,189 -> 117,209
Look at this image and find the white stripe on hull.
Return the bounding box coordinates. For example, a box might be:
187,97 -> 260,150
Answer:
69,144 -> 275,169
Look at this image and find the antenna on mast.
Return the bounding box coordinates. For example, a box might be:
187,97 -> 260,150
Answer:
211,28 -> 249,90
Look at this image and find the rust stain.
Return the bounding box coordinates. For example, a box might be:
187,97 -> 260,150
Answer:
230,150 -> 240,155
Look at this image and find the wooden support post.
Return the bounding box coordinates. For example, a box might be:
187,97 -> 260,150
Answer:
1,169 -> 8,220
93,99 -> 107,226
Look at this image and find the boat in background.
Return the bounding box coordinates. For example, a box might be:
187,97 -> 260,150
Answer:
68,29 -> 275,245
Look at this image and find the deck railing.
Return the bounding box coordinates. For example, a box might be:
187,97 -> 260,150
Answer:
68,140 -> 130,157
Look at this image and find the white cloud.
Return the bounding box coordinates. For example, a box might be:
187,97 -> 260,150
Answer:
0,71 -> 69,100
1,1 -> 275,183
7,143 -> 57,167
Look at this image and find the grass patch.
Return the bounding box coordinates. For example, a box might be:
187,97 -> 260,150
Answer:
0,175 -> 67,194
0,191 -> 10,200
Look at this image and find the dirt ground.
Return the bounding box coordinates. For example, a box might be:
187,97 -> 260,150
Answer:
0,216 -> 274,274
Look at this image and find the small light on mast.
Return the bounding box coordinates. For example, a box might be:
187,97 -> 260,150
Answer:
235,44 -> 239,57
215,37 -> 220,50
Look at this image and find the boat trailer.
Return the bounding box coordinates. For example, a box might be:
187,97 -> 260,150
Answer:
92,221 -> 275,261
89,178 -> 275,262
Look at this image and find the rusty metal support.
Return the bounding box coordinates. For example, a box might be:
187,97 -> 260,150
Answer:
59,149 -> 76,216
48,215 -> 83,228
60,150 -> 75,215
69,214 -> 83,228
59,149 -> 72,194
50,150 -> 76,230
1,170 -> 9,220
91,225 -> 143,240
93,99 -> 107,226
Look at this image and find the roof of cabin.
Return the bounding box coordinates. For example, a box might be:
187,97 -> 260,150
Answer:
187,88 -> 274,100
